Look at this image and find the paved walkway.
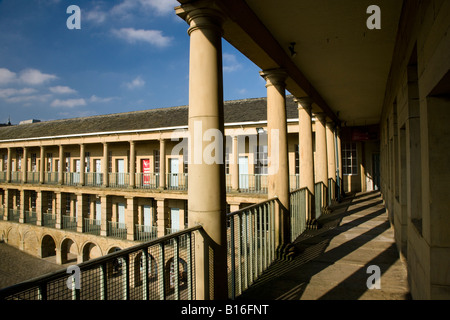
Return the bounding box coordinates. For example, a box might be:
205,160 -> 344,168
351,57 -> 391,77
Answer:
238,191 -> 411,300
0,243 -> 66,289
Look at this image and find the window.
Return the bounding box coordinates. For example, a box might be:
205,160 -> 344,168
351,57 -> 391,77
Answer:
47,153 -> 53,172
342,142 -> 358,175
31,153 -> 37,171
295,144 -> 299,175
254,145 -> 268,175
225,147 -> 230,174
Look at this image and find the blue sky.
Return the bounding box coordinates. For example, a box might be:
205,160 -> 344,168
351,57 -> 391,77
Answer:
0,0 -> 267,124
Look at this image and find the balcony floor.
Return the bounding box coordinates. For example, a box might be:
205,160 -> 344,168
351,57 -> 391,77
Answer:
238,191 -> 411,300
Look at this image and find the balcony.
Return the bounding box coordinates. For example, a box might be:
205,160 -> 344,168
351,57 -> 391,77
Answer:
108,221 -> 127,240
108,173 -> 129,188
166,173 -> 187,191
135,173 -> 159,189
85,173 -> 103,187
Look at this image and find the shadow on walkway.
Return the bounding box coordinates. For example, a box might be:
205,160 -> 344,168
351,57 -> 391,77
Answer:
237,191 -> 411,300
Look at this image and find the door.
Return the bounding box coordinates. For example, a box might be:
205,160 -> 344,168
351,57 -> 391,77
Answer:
117,159 -> 125,186
169,158 -> 179,188
94,159 -> 102,185
143,205 -> 152,233
118,203 -> 126,227
170,208 -> 180,232
74,159 -> 80,183
239,156 -> 249,189
95,200 -> 101,222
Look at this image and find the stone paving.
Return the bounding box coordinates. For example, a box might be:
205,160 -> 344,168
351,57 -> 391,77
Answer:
238,191 -> 411,300
0,243 -> 66,290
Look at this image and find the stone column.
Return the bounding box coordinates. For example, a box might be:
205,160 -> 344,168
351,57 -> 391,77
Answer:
314,113 -> 329,212
129,141 -> 136,188
19,189 -> 25,223
39,146 -> 45,184
126,196 -> 136,241
156,198 -> 168,238
36,191 -> 43,226
231,135 -> 239,191
6,148 -> 12,182
176,2 -> 228,300
326,121 -> 337,202
100,195 -> 109,236
55,192 -> 62,229
58,145 -> 64,185
260,68 -> 290,248
159,139 -> 166,189
79,144 -> 85,186
76,193 -> 84,233
102,142 -> 109,187
22,147 -> 28,184
295,98 -> 315,195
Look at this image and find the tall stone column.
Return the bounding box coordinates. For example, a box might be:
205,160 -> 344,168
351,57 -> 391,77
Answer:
76,193 -> 84,233
159,139 -> 166,189
155,198 -> 168,238
176,2 -> 227,300
295,97 -> 316,223
100,195 -> 109,236
260,68 -> 290,248
126,196 -> 136,241
79,144 -> 85,186
314,113 -> 328,212
58,145 -> 64,185
231,135 -> 239,191
39,146 -> 45,184
55,192 -> 62,229
6,148 -> 12,182
129,141 -> 136,188
336,127 -> 343,198
326,121 -> 337,202
22,147 -> 28,184
102,142 -> 109,187
19,189 -> 25,223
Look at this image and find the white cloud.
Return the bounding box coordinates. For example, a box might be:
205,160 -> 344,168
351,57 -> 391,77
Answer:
112,28 -> 172,47
0,88 -> 37,98
0,68 -> 17,85
223,53 -> 242,73
6,94 -> 52,104
51,98 -> 86,108
19,69 -> 58,85
49,86 -> 77,95
139,0 -> 179,15
124,76 -> 145,89
85,6 -> 108,24
89,95 -> 116,103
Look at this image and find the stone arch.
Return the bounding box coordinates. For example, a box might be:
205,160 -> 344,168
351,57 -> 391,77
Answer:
60,237 -> 78,264
106,246 -> 123,277
41,234 -> 57,259
132,252 -> 158,287
6,226 -> 20,248
165,257 -> 188,292
81,241 -> 102,262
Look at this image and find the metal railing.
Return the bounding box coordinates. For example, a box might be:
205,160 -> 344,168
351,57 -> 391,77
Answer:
85,173 -> 103,187
135,225 -> 158,242
290,174 -> 300,191
108,173 -> 129,188
108,221 -> 127,239
8,209 -> 20,222
166,173 -> 187,191
43,213 -> 56,228
135,173 -> 159,189
0,226 -> 200,300
314,182 -> 328,219
290,188 -> 308,242
11,171 -> 21,183
64,172 -> 81,186
45,172 -> 59,184
238,174 -> 268,194
27,172 -> 40,183
62,215 -> 77,231
24,211 -> 37,225
84,218 -> 101,235
0,171 -> 6,182
227,197 -> 278,299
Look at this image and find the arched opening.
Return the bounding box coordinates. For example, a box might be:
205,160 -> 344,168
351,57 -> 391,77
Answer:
41,235 -> 56,259
82,242 -> 101,262
107,247 -> 123,277
165,258 -> 187,292
133,252 -> 157,287
60,238 -> 78,264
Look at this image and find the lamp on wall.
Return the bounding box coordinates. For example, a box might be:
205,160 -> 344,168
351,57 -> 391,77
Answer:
256,127 -> 265,134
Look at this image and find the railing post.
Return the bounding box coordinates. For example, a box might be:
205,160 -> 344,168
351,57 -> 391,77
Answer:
158,243 -> 165,300
142,249 -> 149,300
230,216 -> 236,300
100,263 -> 107,300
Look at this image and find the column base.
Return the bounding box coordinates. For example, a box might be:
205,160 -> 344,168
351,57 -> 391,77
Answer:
276,243 -> 299,261
306,218 -> 320,230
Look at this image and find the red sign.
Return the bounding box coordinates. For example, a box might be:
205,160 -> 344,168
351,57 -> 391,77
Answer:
142,159 -> 150,185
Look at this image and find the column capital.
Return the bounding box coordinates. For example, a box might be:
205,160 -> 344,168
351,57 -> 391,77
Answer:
176,0 -> 225,35
294,97 -> 314,112
314,112 -> 327,123
326,120 -> 336,130
259,68 -> 287,89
